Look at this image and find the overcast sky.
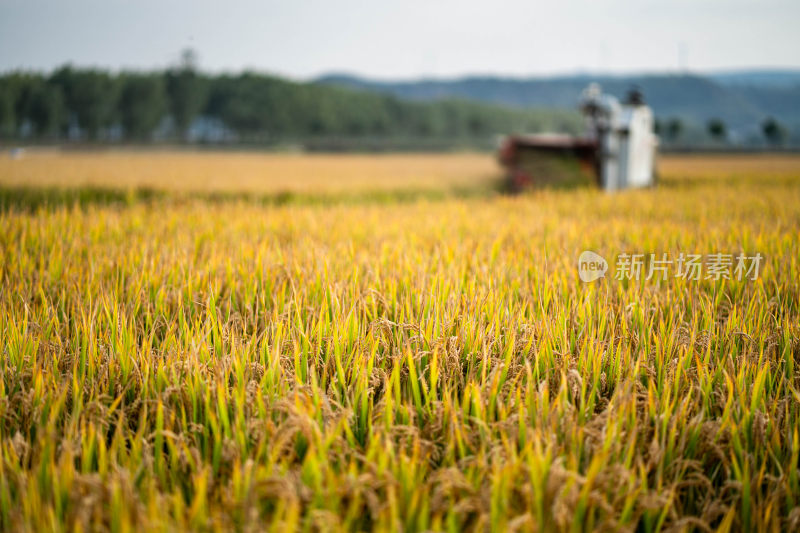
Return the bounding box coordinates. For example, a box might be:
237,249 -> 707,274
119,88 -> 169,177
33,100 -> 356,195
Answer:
1,0 -> 798,79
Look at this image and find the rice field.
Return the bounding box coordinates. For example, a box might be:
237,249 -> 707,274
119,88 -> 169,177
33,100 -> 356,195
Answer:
1,151 -> 799,532
0,150 -> 498,194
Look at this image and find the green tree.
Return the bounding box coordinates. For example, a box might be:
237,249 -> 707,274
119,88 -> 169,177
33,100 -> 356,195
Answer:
119,73 -> 167,140
13,75 -> 64,138
0,79 -> 17,138
707,118 -> 726,143
665,118 -> 683,143
206,74 -> 302,139
762,117 -> 786,147
50,67 -> 119,139
165,49 -> 208,140
26,83 -> 64,137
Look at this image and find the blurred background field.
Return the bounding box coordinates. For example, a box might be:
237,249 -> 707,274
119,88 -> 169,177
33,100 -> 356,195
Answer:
3,150 -> 800,197
0,150 -> 498,195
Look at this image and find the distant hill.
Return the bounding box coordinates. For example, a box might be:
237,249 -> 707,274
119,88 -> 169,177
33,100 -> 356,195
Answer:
709,69 -> 800,88
316,71 -> 800,135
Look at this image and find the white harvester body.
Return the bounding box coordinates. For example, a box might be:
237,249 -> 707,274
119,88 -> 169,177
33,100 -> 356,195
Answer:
580,83 -> 658,191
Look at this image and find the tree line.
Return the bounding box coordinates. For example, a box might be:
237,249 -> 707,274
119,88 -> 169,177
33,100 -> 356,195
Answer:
655,116 -> 790,147
0,59 -> 581,145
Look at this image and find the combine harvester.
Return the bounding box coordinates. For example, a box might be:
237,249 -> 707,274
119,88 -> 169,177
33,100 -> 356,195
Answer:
499,84 -> 658,192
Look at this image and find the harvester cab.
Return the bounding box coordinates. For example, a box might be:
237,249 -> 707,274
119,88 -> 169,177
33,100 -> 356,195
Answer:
499,84 -> 658,192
